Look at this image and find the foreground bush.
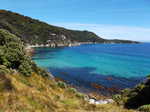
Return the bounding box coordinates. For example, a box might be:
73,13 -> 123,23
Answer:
118,75 -> 150,109
0,29 -> 51,77
0,65 -> 10,75
57,81 -> 67,88
0,29 -> 33,76
138,104 -> 150,112
67,88 -> 77,93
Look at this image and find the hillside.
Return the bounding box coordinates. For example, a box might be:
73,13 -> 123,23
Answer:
0,10 -> 138,47
0,29 -> 137,111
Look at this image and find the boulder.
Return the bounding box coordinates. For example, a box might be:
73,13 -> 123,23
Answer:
89,99 -> 96,104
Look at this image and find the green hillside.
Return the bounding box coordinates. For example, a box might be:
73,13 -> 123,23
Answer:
0,10 -> 138,46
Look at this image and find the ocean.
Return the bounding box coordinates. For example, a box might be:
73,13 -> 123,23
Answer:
32,43 -> 150,95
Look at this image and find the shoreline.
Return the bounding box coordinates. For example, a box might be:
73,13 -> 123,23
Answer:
25,41 -> 141,55
25,40 -> 141,50
25,42 -> 96,48
25,42 -> 96,55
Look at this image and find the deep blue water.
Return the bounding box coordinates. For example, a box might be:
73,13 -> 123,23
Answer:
32,43 -> 150,94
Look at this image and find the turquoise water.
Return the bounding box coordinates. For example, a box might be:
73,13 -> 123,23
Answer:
32,43 -> 150,94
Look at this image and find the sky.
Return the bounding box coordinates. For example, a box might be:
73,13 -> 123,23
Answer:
1,0 -> 150,41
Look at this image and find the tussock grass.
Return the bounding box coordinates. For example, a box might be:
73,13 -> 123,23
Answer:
0,73 -> 136,112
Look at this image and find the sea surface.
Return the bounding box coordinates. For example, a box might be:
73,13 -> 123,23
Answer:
32,43 -> 150,94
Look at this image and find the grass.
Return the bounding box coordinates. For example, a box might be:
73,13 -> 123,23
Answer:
0,73 -> 137,112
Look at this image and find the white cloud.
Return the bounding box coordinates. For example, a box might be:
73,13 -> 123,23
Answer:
52,22 -> 150,41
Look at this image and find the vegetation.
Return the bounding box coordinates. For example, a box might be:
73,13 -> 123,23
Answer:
0,10 -> 138,45
0,29 -> 32,76
0,72 -> 137,112
0,29 -> 52,77
113,75 -> 150,111
57,81 -> 67,88
0,65 -> 10,75
138,104 -> 150,112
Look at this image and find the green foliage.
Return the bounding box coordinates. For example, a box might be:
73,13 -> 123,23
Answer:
18,61 -> 32,76
113,94 -> 122,105
0,10 -> 137,44
0,65 -> 10,75
67,88 -> 77,94
0,29 -> 33,76
138,104 -> 150,112
75,92 -> 85,99
120,77 -> 150,109
147,75 -> 150,78
31,62 -> 50,77
0,10 -> 102,44
57,81 -> 67,88
0,28 -> 52,78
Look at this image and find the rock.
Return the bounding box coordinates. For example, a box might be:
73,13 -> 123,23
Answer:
97,100 -> 108,104
105,99 -> 114,103
88,98 -> 114,105
89,99 -> 96,104
88,99 -> 108,105
84,95 -> 89,101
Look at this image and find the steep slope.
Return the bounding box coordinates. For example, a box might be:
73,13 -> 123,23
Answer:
0,72 -> 137,112
0,10 -> 104,45
0,10 -> 138,46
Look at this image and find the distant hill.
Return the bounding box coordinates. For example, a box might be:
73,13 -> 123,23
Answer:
0,10 -> 138,46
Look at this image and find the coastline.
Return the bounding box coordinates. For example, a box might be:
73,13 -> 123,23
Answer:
25,41 -> 140,55
25,42 -> 96,55
25,42 -> 96,48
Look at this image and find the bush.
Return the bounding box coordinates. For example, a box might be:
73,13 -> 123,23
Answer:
120,76 -> 150,109
18,60 -> 32,76
0,65 -> 10,75
67,88 -> 77,94
0,29 -> 34,76
138,104 -> 150,112
57,81 -> 67,88
113,94 -> 122,105
75,92 -> 85,99
147,75 -> 150,78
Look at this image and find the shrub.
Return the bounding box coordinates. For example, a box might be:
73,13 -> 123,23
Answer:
147,75 -> 150,78
0,65 -> 10,75
75,92 -> 85,99
0,29 -> 34,76
113,94 -> 122,104
31,62 -> 50,77
57,81 -> 67,88
121,77 -> 150,109
18,60 -> 32,76
67,88 -> 77,94
138,104 -> 150,112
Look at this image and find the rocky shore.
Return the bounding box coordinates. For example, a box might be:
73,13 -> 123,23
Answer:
26,42 -> 96,48
25,42 -> 97,55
